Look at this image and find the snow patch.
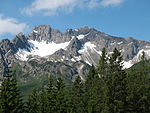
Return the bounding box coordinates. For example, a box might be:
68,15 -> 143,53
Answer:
118,41 -> 123,45
71,56 -> 82,62
74,56 -> 82,61
79,65 -> 84,70
78,42 -> 96,53
74,29 -> 79,32
29,40 -> 70,57
93,49 -> 101,55
110,42 -> 116,45
15,40 -> 70,61
78,42 -> 99,66
15,49 -> 31,61
128,42 -> 133,45
77,34 -> 85,40
85,60 -> 92,66
132,49 -> 150,62
62,56 -> 65,59
71,58 -> 76,62
145,45 -> 150,49
33,30 -> 38,33
71,36 -> 75,39
123,61 -> 133,69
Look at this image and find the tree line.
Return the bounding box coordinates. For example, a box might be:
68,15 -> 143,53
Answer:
0,48 -> 150,113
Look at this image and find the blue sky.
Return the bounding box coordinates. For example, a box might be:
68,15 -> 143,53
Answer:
0,0 -> 150,41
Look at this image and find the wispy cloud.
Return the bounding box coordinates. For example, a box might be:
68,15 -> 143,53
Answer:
101,0 -> 124,7
0,14 -> 28,36
22,0 -> 124,16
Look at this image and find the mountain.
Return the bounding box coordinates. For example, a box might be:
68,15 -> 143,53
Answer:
1,25 -> 150,82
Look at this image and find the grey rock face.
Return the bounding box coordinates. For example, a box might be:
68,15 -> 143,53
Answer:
0,39 -> 15,54
66,37 -> 82,56
28,25 -> 72,43
49,49 -> 72,62
0,39 -> 17,65
12,32 -> 30,51
28,25 -> 52,42
26,25 -> 150,62
1,25 -> 150,80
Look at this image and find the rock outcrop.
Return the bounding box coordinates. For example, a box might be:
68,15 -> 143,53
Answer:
0,25 -> 150,80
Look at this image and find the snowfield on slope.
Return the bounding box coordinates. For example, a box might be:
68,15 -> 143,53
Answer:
15,40 -> 70,61
77,34 -> 85,40
15,39 -> 140,69
78,42 -> 133,68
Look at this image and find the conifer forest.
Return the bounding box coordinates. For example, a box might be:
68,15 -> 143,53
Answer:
0,48 -> 150,113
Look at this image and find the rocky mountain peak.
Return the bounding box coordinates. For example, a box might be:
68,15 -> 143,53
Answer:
66,29 -> 74,35
12,32 -> 30,51
74,27 -> 99,37
16,32 -> 24,37
67,37 -> 82,56
28,25 -> 52,42
0,39 -> 15,54
1,25 -> 150,79
28,25 -> 71,43
12,25 -> 150,65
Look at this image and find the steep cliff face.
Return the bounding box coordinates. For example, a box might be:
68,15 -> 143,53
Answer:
0,49 -> 8,78
13,32 -> 30,51
0,25 -> 150,80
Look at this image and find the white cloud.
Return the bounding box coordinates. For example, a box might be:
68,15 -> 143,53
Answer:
23,0 -> 80,16
0,14 -> 28,35
101,0 -> 124,7
22,0 -> 124,16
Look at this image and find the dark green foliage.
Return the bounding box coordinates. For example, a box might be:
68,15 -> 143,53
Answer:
98,48 -> 108,78
87,65 -> 96,81
44,76 -> 56,113
103,48 -> 127,113
141,51 -> 147,62
25,76 -> 68,113
126,53 -> 150,113
26,88 -> 40,113
54,77 -> 67,113
38,91 -> 47,113
127,69 -> 150,113
84,65 -> 104,113
0,73 -> 24,113
22,48 -> 150,113
70,76 -> 85,113
1,48 -> 150,113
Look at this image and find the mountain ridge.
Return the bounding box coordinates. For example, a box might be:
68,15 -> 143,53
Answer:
0,25 -> 150,80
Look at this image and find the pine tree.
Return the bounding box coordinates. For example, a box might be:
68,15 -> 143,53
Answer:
103,48 -> 127,113
84,66 -> 103,113
55,77 -> 67,113
0,72 -> 24,113
141,51 -> 147,62
98,48 -> 108,78
45,75 -> 56,113
126,51 -> 150,113
26,88 -> 40,113
84,65 -> 95,113
87,65 -> 96,81
39,90 -> 48,113
127,70 -> 150,113
70,75 -> 85,113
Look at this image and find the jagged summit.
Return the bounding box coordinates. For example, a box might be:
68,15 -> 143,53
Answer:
13,32 -> 30,51
0,25 -> 150,78
28,25 -> 52,42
